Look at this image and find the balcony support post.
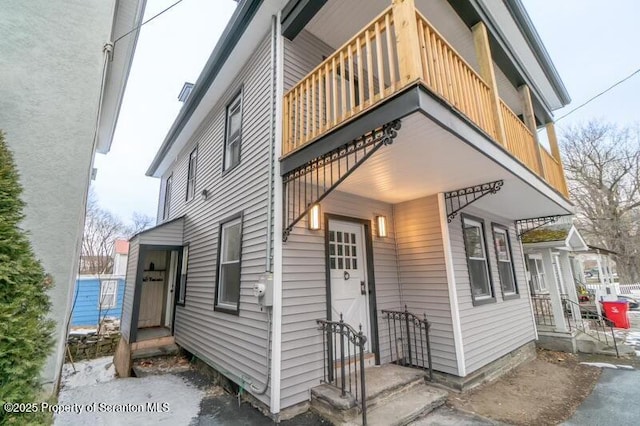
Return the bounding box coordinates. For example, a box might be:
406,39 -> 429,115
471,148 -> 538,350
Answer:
519,84 -> 545,177
472,22 -> 506,147
545,121 -> 569,195
392,0 -> 423,84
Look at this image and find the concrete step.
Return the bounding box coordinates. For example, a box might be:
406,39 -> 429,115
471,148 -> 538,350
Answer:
131,343 -> 179,360
310,364 -> 446,425
356,383 -> 447,426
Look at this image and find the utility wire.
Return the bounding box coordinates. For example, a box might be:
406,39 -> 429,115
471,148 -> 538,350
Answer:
555,67 -> 640,123
113,0 -> 185,45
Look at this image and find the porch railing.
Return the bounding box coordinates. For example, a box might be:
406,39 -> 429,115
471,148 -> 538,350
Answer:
317,316 -> 368,425
381,306 -> 433,380
282,1 -> 570,198
532,294 -> 620,357
540,148 -> 567,195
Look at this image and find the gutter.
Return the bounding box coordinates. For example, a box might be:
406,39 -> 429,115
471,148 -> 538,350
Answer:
146,0 -> 264,176
503,0 -> 571,106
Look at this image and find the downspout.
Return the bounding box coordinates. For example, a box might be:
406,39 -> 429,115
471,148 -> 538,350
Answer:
247,14 -> 278,397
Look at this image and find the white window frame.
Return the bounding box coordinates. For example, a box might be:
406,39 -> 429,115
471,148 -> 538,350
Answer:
99,279 -> 118,309
215,216 -> 243,313
163,174 -> 173,220
493,225 -> 519,298
177,245 -> 188,305
528,254 -> 547,293
462,216 -> 494,304
224,92 -> 242,171
186,147 -> 198,201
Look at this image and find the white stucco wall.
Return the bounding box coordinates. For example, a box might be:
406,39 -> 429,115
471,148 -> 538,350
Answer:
0,0 -> 117,394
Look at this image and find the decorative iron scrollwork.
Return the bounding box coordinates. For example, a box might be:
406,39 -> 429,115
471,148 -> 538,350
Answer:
515,215 -> 571,239
444,180 -> 504,223
282,120 -> 401,242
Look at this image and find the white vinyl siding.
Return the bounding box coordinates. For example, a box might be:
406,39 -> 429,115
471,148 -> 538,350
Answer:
449,206 -> 536,375
160,36 -> 273,408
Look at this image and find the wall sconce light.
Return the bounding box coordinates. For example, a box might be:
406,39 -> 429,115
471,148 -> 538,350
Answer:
376,215 -> 388,238
308,204 -> 321,230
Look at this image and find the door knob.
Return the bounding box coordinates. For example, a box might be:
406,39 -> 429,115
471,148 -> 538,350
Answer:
360,281 -> 366,295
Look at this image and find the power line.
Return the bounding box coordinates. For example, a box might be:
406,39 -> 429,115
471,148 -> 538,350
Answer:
555,67 -> 640,123
113,0 -> 185,45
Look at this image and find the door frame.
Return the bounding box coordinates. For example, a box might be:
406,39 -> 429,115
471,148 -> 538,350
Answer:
130,244 -> 184,343
324,214 -> 380,364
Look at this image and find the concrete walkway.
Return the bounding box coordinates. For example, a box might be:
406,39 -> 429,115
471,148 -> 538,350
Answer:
564,368 -> 640,426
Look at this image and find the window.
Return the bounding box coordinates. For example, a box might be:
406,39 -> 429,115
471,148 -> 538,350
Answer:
462,216 -> 494,304
215,215 -> 243,313
328,230 -> 358,270
493,225 -> 518,298
224,93 -> 242,171
99,280 -> 118,309
176,245 -> 189,305
163,174 -> 173,220
527,256 -> 547,293
186,147 -> 198,201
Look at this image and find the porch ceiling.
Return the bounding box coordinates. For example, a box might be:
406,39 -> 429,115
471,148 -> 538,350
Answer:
335,113 -> 572,219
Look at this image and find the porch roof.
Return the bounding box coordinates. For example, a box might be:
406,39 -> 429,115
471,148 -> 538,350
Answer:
130,216 -> 185,247
522,224 -> 588,251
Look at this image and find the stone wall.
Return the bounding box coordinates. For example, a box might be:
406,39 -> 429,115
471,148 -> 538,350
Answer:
66,331 -> 120,362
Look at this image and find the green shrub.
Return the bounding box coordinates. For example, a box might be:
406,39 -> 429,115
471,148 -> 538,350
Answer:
0,131 -> 55,425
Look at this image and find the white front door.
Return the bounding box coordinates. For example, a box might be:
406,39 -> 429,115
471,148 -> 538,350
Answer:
328,220 -> 370,351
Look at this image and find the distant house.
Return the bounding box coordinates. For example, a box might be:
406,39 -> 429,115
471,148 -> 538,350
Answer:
72,239 -> 129,327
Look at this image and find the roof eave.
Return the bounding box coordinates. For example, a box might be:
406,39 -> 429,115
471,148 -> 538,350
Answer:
146,0 -> 264,177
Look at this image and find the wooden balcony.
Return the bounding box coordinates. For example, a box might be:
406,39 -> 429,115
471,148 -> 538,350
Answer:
282,0 -> 568,198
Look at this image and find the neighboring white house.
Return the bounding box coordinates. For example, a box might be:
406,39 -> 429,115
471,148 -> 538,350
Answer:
0,0 -> 146,395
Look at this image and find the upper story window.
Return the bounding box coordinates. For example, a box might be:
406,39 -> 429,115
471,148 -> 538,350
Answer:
215,215 -> 243,314
99,279 -> 118,309
186,147 -> 198,201
224,92 -> 242,171
493,225 -> 519,298
462,215 -> 495,305
163,174 -> 172,220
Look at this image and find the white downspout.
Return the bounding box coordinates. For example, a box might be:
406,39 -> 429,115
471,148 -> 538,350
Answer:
269,11 -> 284,417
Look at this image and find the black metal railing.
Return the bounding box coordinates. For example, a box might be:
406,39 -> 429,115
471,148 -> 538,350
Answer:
531,294 -> 572,327
317,315 -> 368,425
563,298 -> 619,357
381,306 -> 433,380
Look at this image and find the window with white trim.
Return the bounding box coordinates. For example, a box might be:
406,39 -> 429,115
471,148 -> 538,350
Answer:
528,256 -> 547,293
224,93 -> 242,171
493,226 -> 518,296
462,216 -> 494,302
186,147 -> 197,201
177,245 -> 188,305
215,216 -> 242,312
163,174 -> 172,220
99,280 -> 118,309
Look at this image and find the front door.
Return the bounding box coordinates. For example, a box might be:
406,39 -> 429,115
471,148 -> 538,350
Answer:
328,220 -> 370,351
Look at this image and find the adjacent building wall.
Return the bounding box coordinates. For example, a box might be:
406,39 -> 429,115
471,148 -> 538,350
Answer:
158,35 -> 274,407
0,0 -> 117,393
448,205 -> 536,374
71,277 -> 126,327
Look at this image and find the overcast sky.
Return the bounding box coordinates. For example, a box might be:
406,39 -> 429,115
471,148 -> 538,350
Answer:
93,0 -> 640,224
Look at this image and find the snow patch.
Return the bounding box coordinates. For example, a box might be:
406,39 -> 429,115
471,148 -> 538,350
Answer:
580,362 -> 619,369
61,357 -> 116,389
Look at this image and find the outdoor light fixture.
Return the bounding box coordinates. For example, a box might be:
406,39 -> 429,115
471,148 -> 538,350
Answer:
376,215 -> 388,238
308,204 -> 321,230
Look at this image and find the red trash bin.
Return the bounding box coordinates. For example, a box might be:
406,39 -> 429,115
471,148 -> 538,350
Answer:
601,301 -> 630,329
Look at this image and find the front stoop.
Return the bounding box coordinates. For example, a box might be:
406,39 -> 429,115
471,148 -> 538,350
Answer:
310,364 -> 447,426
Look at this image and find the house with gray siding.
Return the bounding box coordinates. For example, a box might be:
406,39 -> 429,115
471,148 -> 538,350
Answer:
0,0 -> 145,395
115,0 -> 575,421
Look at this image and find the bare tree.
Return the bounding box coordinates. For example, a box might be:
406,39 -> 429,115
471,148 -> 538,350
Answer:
561,121 -> 640,283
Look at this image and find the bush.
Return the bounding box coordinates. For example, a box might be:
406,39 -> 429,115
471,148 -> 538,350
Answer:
0,131 -> 55,425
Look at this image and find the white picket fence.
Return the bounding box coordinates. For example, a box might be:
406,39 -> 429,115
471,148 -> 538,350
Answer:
585,283 -> 640,296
